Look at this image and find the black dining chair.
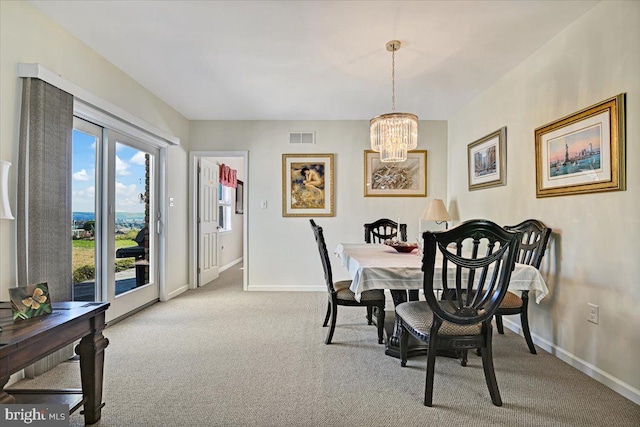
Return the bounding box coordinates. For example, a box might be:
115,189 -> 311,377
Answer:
396,219 -> 520,406
364,218 -> 407,243
310,220 -> 385,345
495,219 -> 552,354
363,218 -> 410,324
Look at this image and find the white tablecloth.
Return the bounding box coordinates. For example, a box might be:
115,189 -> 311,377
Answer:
334,243 -> 549,304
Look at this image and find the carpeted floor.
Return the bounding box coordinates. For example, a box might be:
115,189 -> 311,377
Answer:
13,264 -> 639,426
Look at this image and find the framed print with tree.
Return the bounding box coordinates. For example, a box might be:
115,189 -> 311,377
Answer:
235,180 -> 244,214
467,127 -> 506,191
364,150 -> 427,197
535,94 -> 625,198
282,154 -> 334,217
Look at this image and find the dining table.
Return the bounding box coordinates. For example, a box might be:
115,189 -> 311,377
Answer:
334,243 -> 549,358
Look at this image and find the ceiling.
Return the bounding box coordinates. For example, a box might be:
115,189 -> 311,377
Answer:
29,1 -> 599,121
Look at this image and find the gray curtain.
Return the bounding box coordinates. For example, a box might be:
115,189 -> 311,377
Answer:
17,78 -> 74,377
17,78 -> 73,303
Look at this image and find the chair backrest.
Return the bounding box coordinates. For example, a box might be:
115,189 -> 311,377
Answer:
133,227 -> 146,246
310,219 -> 335,293
422,219 -> 520,327
364,218 -> 407,243
504,219 -> 551,270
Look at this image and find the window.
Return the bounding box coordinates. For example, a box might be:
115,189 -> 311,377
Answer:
218,183 -> 232,232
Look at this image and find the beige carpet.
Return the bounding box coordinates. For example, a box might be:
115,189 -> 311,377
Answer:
13,264 -> 639,426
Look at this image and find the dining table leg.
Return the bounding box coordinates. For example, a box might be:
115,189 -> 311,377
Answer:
384,289 -> 427,358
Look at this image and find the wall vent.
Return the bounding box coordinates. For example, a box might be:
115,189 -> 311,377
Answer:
289,132 -> 315,144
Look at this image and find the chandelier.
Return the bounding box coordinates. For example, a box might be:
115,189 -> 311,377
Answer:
370,40 -> 418,162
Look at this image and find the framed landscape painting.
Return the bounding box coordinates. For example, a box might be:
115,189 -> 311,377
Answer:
282,154 -> 334,217
535,94 -> 625,198
467,127 -> 506,191
364,150 -> 427,197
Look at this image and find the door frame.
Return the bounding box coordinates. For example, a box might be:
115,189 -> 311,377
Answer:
188,151 -> 248,291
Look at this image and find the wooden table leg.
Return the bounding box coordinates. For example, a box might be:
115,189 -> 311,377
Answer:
0,375 -> 16,404
75,315 -> 109,425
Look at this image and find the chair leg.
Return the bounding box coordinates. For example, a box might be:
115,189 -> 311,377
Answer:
480,337 -> 502,406
495,314 -> 505,334
325,300 -> 338,345
460,350 -> 468,367
366,306 -> 373,325
375,305 -> 385,344
424,340 -> 438,407
520,304 -> 537,354
399,322 -> 409,367
322,299 -> 331,327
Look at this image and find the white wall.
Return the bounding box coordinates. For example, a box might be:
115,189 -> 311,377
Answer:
189,120 -> 447,290
447,1 -> 639,400
0,1 -> 191,301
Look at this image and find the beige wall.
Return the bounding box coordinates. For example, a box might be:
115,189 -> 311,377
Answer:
447,1 -> 640,399
0,1 -> 191,301
189,120 -> 448,290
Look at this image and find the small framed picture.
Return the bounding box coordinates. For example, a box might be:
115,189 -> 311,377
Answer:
235,180 -> 244,214
535,94 -> 625,197
282,153 -> 334,217
10,282 -> 52,321
468,127 -> 507,191
364,150 -> 427,197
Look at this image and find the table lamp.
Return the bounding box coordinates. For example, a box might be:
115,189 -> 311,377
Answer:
0,160 -> 13,331
0,160 -> 14,220
420,199 -> 450,234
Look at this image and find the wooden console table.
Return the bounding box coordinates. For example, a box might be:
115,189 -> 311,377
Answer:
0,301 -> 109,425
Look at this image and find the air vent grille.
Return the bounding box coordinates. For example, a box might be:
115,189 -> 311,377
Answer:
289,132 -> 315,144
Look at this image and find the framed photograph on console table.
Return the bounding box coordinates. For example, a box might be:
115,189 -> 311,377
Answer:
535,94 -> 626,198
282,153 -> 334,217
364,150 -> 427,197
468,127 -> 506,191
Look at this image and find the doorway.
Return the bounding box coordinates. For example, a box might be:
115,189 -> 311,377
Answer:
189,151 -> 248,290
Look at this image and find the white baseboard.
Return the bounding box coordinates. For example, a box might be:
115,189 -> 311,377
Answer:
220,257 -> 243,273
247,285 -> 325,292
503,318 -> 640,405
165,284 -> 189,300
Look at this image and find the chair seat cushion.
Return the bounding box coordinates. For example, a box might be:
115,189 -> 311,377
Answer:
396,301 -> 482,336
333,280 -> 352,291
499,291 -> 523,309
336,286 -> 385,302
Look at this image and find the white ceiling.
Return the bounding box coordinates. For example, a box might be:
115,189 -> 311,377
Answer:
29,1 -> 599,121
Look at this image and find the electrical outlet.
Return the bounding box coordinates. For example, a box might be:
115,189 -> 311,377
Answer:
588,303 -> 599,324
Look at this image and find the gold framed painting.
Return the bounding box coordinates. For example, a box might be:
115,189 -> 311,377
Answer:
282,153 -> 334,217
364,150 -> 427,197
467,127 -> 507,191
535,94 -> 626,198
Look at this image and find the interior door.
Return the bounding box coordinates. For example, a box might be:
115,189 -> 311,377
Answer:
198,158 -> 219,285
105,130 -> 160,321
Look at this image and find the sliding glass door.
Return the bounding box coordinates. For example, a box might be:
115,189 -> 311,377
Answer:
72,118 -> 160,321
72,118 -> 102,302
106,130 -> 160,320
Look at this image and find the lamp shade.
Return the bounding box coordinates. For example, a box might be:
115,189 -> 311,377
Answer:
0,160 -> 14,220
421,199 -> 450,222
